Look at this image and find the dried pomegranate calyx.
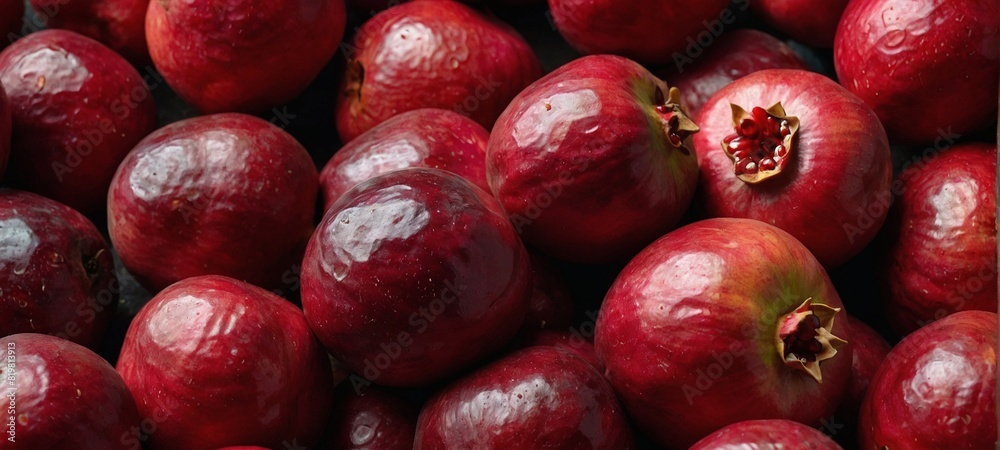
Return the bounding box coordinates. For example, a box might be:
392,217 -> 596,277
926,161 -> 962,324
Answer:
721,102 -> 799,184
775,298 -> 847,383
655,86 -> 699,155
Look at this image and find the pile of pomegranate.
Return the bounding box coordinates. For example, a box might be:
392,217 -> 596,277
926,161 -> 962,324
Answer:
0,0 -> 996,448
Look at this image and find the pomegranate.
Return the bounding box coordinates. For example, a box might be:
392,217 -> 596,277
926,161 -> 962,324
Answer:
107,113 -> 318,293
335,0 -> 541,142
689,419 -> 843,449
0,333 -> 140,450
834,0 -> 999,145
0,0 -> 20,49
835,316 -> 892,448
749,0 -> 850,48
858,310 -> 997,448
0,80 -> 9,179
519,251 -> 574,333
147,0 -> 346,113
414,346 -> 634,449
661,29 -> 805,117
326,387 -> 417,450
878,142 -> 996,336
116,275 -> 335,450
487,55 -> 699,263
301,168 -> 532,387
29,0 -> 149,63
693,68 -> 892,269
320,108 -> 490,211
547,0 -> 730,66
0,189 -> 117,349
0,29 -> 157,215
595,218 -> 853,449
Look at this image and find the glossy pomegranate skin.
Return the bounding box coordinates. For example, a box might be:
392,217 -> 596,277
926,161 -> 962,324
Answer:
107,113 -> 318,293
0,80 -> 10,178
320,108 -> 490,211
116,275 -> 335,450
488,55 -> 700,263
0,30 -> 157,214
0,333 -> 140,450
547,0 -> 729,66
878,142 -> 996,336
30,0 -> 149,63
335,0 -> 541,142
414,346 -> 634,449
595,218 -> 852,449
0,0 -> 20,49
301,168 -> 532,387
858,311 -> 997,449
661,29 -> 805,117
0,189 -> 116,349
326,387 -> 417,450
689,419 -> 843,449
147,0 -> 346,113
834,0 -> 999,145
693,69 -> 892,269
749,0 -> 850,48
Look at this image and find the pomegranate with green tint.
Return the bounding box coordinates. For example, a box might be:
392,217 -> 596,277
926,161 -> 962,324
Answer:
595,218 -> 853,449
487,55 -> 700,263
693,69 -> 892,268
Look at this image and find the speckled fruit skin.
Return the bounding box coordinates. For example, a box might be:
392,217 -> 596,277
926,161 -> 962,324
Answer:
414,346 -> 634,449
662,29 -> 805,117
0,80 -> 10,178
834,0 -> 999,145
0,29 -> 156,214
749,0 -> 850,48
335,0 -> 541,142
30,0 -> 150,63
487,55 -> 699,264
689,419 -> 844,449
320,108 -> 490,211
107,113 -> 318,294
0,189 -> 116,350
301,168 -> 532,387
547,0 -> 729,65
116,275 -> 335,450
0,333 -> 139,450
878,142 -> 996,337
858,311 -> 997,449
694,69 -> 892,269
595,218 -> 853,449
0,0 -> 22,49
147,0 -> 346,113
326,387 -> 417,450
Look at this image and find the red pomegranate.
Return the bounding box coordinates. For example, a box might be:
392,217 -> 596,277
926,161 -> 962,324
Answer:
749,0 -> 850,48
689,419 -> 843,449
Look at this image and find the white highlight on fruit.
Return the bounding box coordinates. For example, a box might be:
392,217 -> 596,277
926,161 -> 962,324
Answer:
0,218 -> 39,275
512,89 -> 602,154
928,179 -> 979,240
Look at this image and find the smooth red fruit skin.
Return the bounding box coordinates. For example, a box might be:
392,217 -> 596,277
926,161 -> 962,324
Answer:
689,419 -> 843,449
0,189 -> 116,349
0,80 -> 9,178
0,0 -> 20,49
107,113 -> 318,293
522,330 -> 601,371
694,69 -> 892,269
301,168 -> 532,387
878,142 -> 996,337
749,0 -> 849,48
834,0 -> 999,145
30,0 -> 149,63
595,218 -> 853,449
0,29 -> 156,214
487,55 -> 699,263
147,0 -> 346,114
320,108 -> 490,211
335,0 -> 541,142
414,346 -> 634,449
662,29 -> 805,118
547,0 -> 729,66
326,388 -> 417,450
116,275 -> 335,450
0,333 -> 139,450
858,311 -> 997,449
